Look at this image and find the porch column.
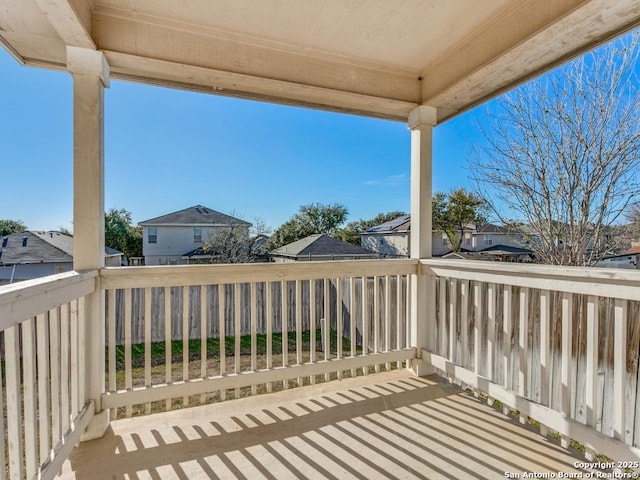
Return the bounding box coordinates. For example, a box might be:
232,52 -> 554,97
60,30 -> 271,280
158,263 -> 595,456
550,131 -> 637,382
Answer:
67,46 -> 110,440
408,105 -> 437,376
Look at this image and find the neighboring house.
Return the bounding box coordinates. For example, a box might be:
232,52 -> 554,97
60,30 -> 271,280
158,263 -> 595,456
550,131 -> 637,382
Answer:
361,215 -> 533,260
594,244 -> 640,270
0,231 -> 123,284
270,234 -> 378,263
139,205 -> 251,265
360,215 -> 411,258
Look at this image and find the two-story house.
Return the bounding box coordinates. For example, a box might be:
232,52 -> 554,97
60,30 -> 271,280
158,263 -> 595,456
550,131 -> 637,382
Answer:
139,205 -> 251,265
361,215 -> 533,260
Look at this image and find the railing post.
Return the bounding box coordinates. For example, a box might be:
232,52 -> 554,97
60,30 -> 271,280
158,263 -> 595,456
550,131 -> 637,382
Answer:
408,105 -> 437,376
67,46 -> 110,440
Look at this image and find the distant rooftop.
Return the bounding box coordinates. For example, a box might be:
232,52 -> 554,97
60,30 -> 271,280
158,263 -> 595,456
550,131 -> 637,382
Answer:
0,231 -> 121,265
271,234 -> 377,259
363,215 -> 411,234
139,205 -> 251,227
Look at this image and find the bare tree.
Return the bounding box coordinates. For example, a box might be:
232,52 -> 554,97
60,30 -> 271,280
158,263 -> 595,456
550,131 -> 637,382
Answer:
471,35 -> 640,266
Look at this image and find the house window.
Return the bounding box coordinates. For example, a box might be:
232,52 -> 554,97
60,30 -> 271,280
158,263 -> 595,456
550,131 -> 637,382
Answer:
484,234 -> 493,246
148,227 -> 157,244
442,234 -> 449,246
193,227 -> 202,243
464,232 -> 472,245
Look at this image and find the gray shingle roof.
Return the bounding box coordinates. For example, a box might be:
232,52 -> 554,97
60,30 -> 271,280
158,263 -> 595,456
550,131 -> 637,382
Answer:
363,215 -> 411,233
139,205 -> 251,226
271,234 -> 377,258
0,231 -> 122,265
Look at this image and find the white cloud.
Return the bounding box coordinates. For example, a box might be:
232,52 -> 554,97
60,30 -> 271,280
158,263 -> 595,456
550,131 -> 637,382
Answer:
364,174 -> 409,187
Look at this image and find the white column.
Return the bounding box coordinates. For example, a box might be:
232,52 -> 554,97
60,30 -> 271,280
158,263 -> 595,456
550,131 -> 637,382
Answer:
67,46 -> 110,440
408,105 -> 437,376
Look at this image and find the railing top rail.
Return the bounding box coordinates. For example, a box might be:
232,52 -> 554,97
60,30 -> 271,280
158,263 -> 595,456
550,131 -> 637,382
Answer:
0,270 -> 98,331
422,259 -> 640,300
100,259 -> 419,289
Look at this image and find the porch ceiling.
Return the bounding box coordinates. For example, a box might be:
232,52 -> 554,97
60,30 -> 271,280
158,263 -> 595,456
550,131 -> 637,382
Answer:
1,1 -> 640,121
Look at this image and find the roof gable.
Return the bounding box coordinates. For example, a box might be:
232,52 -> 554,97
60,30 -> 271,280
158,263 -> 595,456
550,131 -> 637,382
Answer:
0,231 -> 73,264
272,234 -> 376,258
139,205 -> 251,226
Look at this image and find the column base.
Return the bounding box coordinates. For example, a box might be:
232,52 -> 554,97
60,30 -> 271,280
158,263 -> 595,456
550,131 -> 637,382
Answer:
81,409 -> 110,442
408,358 -> 435,377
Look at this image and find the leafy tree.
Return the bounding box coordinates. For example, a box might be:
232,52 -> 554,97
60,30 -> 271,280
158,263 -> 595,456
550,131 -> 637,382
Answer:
471,35 -> 640,266
105,208 -> 143,260
268,203 -> 348,249
339,211 -> 407,245
433,188 -> 486,252
0,219 -> 27,236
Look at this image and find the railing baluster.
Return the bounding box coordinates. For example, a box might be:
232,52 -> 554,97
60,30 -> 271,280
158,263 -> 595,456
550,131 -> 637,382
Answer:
234,283 -> 241,398
396,274 -> 403,369
614,298 -> 627,442
310,279 -> 317,384
585,294 -> 599,459
283,280 -> 289,388
487,283 -> 495,383
296,279 -> 303,387
182,286 -> 190,406
374,275 -> 380,373
70,299 -> 80,418
437,277 -> 446,358
5,324 -> 24,480
36,312 -> 50,465
145,287 -> 152,414
49,307 -> 61,446
251,282 -> 258,394
362,276 -> 368,375
385,275 -> 391,371
460,280 -> 468,368
337,277 -> 343,378
540,290 -> 551,408
164,286 -> 172,410
324,278 -> 330,381
200,285 -> 207,400
474,281 -> 482,380
266,281 -> 273,392
503,285 -> 512,393
519,287 -> 529,423
449,279 -> 457,364
125,289 -> 133,416
560,291 -> 573,446
219,284 -> 226,401
22,317 -> 37,479
351,276 -> 357,375
60,303 -> 71,430
107,289 -> 116,418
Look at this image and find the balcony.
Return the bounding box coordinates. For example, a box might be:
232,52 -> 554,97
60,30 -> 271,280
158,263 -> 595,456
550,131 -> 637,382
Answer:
1,259 -> 638,479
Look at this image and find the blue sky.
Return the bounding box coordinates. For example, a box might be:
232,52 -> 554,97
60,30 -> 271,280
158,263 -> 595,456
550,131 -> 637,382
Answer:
0,47 -> 483,232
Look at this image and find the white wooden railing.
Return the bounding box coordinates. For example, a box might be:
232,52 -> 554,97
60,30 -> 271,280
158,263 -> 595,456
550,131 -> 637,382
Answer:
422,259 -> 640,463
100,260 -> 416,418
0,271 -> 97,480
3,258 -> 640,479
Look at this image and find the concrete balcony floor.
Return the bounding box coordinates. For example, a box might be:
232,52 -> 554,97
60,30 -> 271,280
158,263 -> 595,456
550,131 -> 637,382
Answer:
59,371 -> 590,480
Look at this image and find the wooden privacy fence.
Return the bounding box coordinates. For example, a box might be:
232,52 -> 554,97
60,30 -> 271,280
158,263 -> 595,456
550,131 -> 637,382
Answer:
423,259 -> 640,463
105,277 -> 408,349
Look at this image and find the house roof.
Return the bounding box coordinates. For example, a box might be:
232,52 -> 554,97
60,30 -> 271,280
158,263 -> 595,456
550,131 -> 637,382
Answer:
480,244 -> 533,255
0,231 -> 122,265
625,245 -> 640,255
3,1 -> 638,122
363,215 -> 411,234
139,205 -> 251,227
271,234 -> 377,259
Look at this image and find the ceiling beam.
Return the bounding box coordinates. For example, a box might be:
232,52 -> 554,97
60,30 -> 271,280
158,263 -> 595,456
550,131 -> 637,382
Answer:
34,0 -> 94,49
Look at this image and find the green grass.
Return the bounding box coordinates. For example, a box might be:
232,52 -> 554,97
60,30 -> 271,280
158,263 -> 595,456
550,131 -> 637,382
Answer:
109,329 -> 354,369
